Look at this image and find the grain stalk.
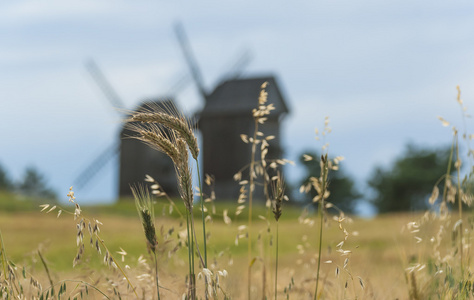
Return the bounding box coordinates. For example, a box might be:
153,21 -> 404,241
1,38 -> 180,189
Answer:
274,222 -> 279,300
131,185 -> 161,300
186,211 -> 196,299
127,105 -> 208,299
271,172 -> 285,300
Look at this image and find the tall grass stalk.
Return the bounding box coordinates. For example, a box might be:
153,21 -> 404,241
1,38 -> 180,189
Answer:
274,222 -> 279,300
153,251 -> 161,300
455,134 -> 463,279
248,115 -> 258,300
38,250 -> 54,288
314,154 -> 329,300
131,185 -> 160,299
186,210 -> 196,299
271,172 -> 284,300
196,160 -> 211,300
127,104 -> 205,299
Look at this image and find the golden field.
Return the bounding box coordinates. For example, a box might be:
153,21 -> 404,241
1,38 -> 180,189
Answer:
1,196 -> 461,299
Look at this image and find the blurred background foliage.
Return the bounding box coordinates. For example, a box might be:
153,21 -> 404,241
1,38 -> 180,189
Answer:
0,140 -> 467,215
0,162 -> 57,201
367,143 -> 454,213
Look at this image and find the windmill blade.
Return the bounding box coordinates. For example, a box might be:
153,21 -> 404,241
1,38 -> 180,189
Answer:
73,142 -> 120,190
86,59 -> 127,112
219,49 -> 253,81
165,72 -> 192,96
174,22 -> 208,101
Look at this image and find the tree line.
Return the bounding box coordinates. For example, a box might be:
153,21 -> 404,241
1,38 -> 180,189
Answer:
0,142 -> 462,214
299,143 -> 459,214
0,164 -> 57,200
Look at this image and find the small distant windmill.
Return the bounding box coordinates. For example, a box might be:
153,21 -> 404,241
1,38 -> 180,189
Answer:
73,23 -> 253,199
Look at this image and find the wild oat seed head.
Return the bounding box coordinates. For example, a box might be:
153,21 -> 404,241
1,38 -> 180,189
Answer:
271,172 -> 286,222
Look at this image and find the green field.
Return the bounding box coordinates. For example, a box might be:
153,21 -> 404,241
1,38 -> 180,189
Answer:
2,190 -> 461,299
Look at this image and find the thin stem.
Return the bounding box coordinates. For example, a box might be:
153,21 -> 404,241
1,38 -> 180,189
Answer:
196,160 -> 208,268
196,161 -> 210,300
153,251 -> 161,300
186,213 -> 192,276
186,211 -> 196,299
314,199 -> 324,300
38,250 -> 54,287
190,207 -> 206,268
274,222 -> 279,300
314,156 -> 328,300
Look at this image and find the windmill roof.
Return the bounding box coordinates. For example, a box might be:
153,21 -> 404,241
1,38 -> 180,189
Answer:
199,76 -> 290,117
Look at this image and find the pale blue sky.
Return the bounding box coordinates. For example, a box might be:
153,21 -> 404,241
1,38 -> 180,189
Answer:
1,1 -> 473,209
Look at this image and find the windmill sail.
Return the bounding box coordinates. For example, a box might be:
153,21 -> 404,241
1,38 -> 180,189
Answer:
73,142 -> 120,189
174,22 -> 208,101
85,59 -> 127,112
73,60 -> 125,191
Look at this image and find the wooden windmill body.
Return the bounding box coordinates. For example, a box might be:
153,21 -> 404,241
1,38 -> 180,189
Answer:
197,76 -> 289,201
74,24 -> 290,203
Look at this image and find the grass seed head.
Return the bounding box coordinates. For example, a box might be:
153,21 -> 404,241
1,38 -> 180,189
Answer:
271,172 -> 286,222
131,185 -> 158,253
126,103 -> 199,160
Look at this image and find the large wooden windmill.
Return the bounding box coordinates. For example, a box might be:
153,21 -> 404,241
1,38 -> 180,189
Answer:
73,23 -> 254,199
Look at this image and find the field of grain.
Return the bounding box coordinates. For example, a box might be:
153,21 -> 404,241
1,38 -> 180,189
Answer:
0,197 -> 459,299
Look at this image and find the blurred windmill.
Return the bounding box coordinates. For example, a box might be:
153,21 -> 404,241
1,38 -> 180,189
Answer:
175,23 -> 290,201
73,23 -> 253,199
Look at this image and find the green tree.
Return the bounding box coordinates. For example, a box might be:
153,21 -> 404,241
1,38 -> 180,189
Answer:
0,163 -> 13,191
368,143 -> 452,213
299,151 -> 360,214
17,166 -> 57,200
